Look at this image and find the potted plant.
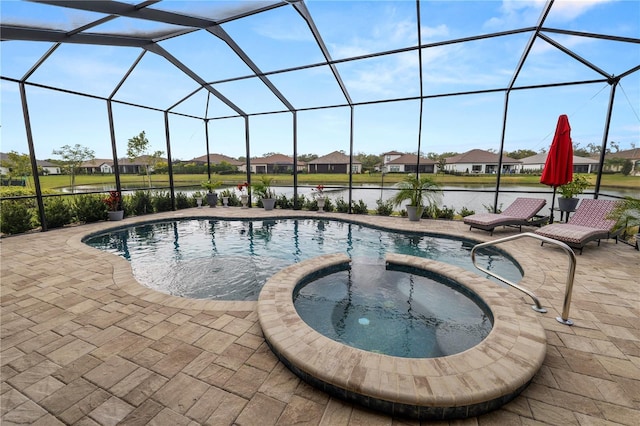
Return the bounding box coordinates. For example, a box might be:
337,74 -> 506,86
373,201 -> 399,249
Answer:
392,174 -> 441,221
609,197 -> 640,250
558,174 -> 590,212
193,191 -> 204,208
312,184 -> 327,212
201,179 -> 222,208
103,190 -> 124,221
237,182 -> 249,208
251,176 -> 276,210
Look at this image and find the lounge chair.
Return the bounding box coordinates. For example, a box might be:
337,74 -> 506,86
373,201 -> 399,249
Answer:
463,197 -> 547,235
534,199 -> 621,254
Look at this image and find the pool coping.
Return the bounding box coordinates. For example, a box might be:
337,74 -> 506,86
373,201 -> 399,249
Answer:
257,252 -> 547,420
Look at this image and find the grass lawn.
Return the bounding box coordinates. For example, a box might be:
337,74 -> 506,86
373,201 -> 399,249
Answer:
15,172 -> 639,193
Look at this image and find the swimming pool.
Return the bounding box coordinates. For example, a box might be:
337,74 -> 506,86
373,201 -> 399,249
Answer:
84,218 -> 522,301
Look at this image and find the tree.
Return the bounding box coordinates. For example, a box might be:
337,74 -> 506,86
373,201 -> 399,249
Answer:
506,149 -> 537,159
52,144 -> 95,192
436,156 -> 447,173
355,152 -> 382,172
621,159 -> 633,176
0,151 -> 31,184
298,153 -> 318,163
127,131 -> 164,188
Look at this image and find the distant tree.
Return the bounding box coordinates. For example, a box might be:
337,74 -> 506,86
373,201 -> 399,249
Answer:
439,152 -> 459,158
605,157 -> 627,172
127,131 -> 164,188
52,144 -> 95,192
355,152 -> 382,172
621,159 -> 633,176
259,152 -> 282,158
572,142 -> 590,157
586,142 -> 601,155
426,152 -> 440,160
506,149 -> 537,159
298,153 -> 318,163
212,161 -> 236,174
0,151 -> 31,183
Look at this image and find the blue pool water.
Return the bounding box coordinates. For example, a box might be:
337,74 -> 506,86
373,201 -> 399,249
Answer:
84,218 -> 522,301
294,262 -> 493,358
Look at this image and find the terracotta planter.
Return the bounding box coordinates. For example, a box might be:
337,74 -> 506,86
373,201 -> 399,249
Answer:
108,210 -> 124,221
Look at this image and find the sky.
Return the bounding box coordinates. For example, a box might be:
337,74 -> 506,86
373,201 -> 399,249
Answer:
1,0 -> 639,163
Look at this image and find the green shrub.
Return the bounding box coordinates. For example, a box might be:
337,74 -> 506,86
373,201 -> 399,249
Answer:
44,197 -> 73,229
305,198 -> 319,211
458,206 -> 475,217
323,198 -> 335,212
0,200 -> 35,234
125,191 -> 153,216
73,194 -> 107,223
175,192 -> 192,209
435,205 -> 455,219
152,191 -> 173,212
351,199 -> 368,215
335,197 -> 349,213
375,199 -> 394,216
276,194 -> 292,209
220,189 -> 240,206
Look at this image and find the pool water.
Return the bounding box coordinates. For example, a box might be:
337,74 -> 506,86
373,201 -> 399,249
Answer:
85,218 -> 522,301
294,261 -> 493,358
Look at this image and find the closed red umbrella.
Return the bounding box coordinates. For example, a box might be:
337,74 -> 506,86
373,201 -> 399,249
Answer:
541,114 -> 573,223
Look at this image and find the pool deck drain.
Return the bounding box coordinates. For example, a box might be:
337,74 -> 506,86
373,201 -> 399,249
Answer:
258,253 -> 547,419
1,207 -> 638,425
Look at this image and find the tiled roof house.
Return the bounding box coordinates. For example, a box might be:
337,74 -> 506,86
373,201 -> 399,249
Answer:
444,149 -> 521,174
244,154 -> 305,174
383,153 -> 437,174
600,148 -> 640,175
308,151 -> 362,174
521,153 -> 600,174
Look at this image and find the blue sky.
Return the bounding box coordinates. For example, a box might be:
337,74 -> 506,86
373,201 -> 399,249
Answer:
1,0 -> 639,162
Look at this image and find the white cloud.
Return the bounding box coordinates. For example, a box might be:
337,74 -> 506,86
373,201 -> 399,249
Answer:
545,0 -> 613,22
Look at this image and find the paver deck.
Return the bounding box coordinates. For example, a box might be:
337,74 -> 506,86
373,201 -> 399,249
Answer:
1,207 -> 638,425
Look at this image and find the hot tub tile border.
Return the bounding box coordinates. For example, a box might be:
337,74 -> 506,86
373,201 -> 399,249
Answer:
257,252 -> 547,420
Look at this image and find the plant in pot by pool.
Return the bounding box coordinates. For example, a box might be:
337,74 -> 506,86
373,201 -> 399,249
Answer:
392,174 -> 441,221
251,176 -> 276,210
237,182 -> 249,208
201,179 -> 222,208
312,184 -> 327,211
103,190 -> 124,221
558,174 -> 590,212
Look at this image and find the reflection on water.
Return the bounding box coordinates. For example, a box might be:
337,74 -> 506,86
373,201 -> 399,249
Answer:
294,262 -> 492,358
85,218 -> 521,301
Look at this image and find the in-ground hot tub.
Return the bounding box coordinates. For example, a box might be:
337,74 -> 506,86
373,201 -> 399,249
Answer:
257,253 -> 546,420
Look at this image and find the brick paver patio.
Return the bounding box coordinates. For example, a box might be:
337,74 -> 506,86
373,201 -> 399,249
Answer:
1,208 -> 638,425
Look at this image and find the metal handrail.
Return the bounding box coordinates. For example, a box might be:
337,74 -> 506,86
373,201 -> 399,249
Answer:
471,232 -> 577,326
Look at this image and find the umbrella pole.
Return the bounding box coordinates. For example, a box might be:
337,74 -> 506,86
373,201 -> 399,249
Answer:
550,187 -> 557,224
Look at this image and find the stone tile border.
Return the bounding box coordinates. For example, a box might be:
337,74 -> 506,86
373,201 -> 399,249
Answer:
257,252 -> 547,420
